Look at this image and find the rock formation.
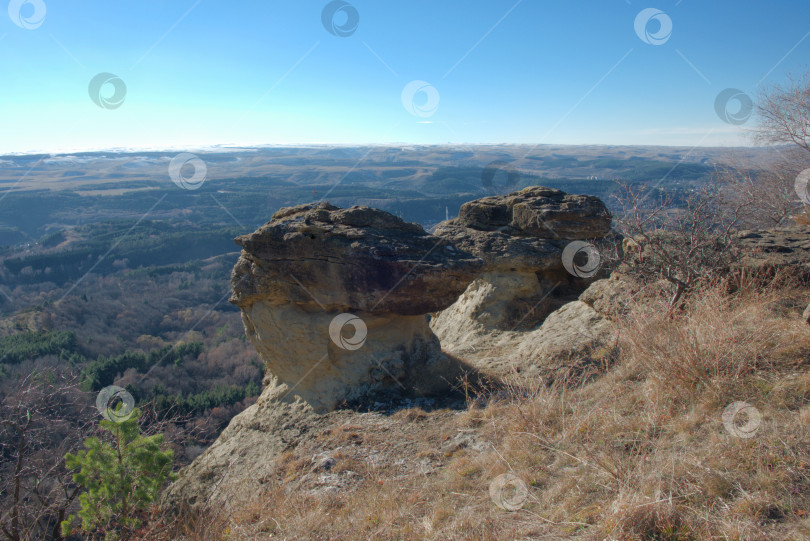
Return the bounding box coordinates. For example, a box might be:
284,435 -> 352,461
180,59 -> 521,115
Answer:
229,202 -> 483,412
429,186 -> 616,377
735,228 -> 810,326
163,189 -> 619,513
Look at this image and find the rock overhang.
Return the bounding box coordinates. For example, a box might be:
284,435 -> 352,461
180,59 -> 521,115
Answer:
230,202 -> 485,316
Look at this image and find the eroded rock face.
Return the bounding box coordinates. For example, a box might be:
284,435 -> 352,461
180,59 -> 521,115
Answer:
579,274 -> 635,318
230,202 -> 483,412
431,186 -> 612,357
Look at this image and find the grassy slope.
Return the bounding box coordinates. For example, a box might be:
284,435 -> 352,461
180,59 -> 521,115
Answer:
143,277 -> 810,540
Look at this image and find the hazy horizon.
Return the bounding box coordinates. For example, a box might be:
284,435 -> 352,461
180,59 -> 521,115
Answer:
0,141 -> 782,159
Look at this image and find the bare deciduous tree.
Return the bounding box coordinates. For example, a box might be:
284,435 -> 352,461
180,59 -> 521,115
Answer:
0,370 -> 95,541
756,71 -> 810,154
710,71 -> 810,229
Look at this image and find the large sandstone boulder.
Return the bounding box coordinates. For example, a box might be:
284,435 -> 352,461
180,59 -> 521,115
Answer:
453,186 -> 611,241
230,202 -> 483,413
163,203 -> 486,514
435,186 -> 611,273
430,186 -> 613,365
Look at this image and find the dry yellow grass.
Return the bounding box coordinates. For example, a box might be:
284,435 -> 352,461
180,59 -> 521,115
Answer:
144,277 -> 810,540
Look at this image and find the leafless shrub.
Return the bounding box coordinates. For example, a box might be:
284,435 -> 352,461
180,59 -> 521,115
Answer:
614,183 -> 744,311
714,150 -> 808,229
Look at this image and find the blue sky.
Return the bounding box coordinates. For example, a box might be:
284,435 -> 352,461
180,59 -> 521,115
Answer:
1,0 -> 809,153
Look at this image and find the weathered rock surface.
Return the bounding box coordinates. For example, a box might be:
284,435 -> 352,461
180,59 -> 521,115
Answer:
579,274 -> 635,319
453,186 -> 612,241
162,392 -> 469,516
430,186 -> 613,372
513,301 -> 617,380
161,392 -> 319,513
231,203 -> 484,413
434,187 -> 611,273
232,203 -> 482,315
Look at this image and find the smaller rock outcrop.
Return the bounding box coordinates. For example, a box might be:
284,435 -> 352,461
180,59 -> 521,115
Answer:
512,274 -> 636,381
430,186 -> 613,371
579,273 -> 635,318
230,202 -> 484,413
450,186 -> 611,242
434,186 -> 611,273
